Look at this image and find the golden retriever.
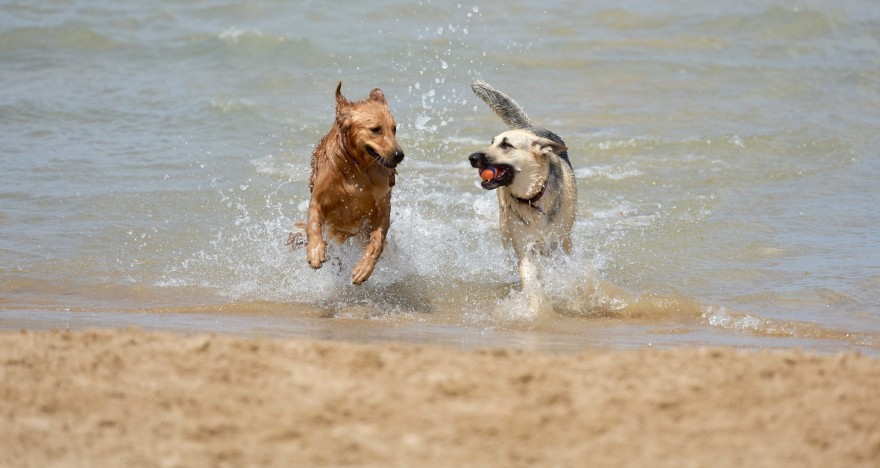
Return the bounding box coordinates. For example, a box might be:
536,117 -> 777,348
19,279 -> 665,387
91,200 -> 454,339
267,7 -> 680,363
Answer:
289,82 -> 404,285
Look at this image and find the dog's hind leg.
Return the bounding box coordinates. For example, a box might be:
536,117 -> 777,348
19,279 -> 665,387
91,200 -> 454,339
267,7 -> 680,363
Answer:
286,222 -> 307,251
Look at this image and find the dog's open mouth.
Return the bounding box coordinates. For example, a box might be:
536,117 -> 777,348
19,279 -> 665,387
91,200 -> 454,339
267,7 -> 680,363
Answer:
365,145 -> 397,169
477,164 -> 514,190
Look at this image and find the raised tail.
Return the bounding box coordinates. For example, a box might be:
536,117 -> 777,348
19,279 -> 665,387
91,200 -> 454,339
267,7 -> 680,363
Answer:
471,79 -> 533,129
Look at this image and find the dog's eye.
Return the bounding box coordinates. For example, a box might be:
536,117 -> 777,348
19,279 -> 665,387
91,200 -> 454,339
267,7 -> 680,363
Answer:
499,140 -> 513,150
371,126 -> 382,134
392,125 -> 397,135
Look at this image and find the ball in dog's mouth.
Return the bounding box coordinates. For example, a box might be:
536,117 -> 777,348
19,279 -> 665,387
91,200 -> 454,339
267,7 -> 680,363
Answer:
478,164 -> 513,190
480,167 -> 498,181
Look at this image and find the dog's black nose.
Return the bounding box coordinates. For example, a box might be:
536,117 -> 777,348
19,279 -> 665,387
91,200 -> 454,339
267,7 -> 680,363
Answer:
392,150 -> 405,164
468,152 -> 486,168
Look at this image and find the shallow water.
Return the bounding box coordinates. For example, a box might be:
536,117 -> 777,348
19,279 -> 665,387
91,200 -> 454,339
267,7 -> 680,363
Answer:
2,0 -> 879,353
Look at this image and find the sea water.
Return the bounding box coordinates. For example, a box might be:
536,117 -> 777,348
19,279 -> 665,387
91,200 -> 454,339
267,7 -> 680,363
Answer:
1,0 -> 879,353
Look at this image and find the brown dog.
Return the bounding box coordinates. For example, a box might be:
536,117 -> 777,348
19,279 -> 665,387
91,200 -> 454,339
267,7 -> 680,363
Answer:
290,82 -> 404,285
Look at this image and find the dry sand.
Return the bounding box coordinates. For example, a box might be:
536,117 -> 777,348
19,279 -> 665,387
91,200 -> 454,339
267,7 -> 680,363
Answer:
1,328 -> 879,467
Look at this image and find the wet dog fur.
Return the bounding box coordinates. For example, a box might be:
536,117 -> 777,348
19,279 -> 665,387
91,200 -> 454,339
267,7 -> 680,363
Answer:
289,82 -> 404,285
468,80 -> 577,296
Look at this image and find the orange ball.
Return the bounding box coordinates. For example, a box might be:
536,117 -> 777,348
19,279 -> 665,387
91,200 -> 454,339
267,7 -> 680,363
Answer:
480,167 -> 497,181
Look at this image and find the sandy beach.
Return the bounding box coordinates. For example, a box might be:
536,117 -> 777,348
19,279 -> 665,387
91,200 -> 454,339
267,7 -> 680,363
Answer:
2,328 -> 878,467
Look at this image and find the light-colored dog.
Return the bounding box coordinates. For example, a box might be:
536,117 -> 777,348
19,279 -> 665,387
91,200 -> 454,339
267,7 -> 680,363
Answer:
288,82 -> 404,285
468,80 -> 577,298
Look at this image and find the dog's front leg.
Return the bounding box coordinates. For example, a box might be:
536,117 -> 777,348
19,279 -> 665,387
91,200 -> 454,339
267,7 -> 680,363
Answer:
520,256 -> 550,314
306,201 -> 327,269
351,226 -> 384,285
518,245 -> 551,315
351,201 -> 390,285
518,254 -> 539,291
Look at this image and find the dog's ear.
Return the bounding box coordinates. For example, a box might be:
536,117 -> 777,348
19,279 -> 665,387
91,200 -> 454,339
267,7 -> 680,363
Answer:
532,137 -> 568,157
335,82 -> 352,128
335,82 -> 348,107
369,88 -> 387,104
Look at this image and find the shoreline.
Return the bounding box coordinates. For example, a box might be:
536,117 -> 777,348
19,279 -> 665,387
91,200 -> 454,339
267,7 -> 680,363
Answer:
3,305 -> 878,356
2,328 -> 879,466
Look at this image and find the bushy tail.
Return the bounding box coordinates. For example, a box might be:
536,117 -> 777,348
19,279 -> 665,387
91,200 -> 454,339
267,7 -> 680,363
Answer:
471,79 -> 533,129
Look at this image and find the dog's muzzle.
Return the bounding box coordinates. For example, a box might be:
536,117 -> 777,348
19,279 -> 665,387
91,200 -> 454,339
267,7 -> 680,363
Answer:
468,151 -> 487,168
391,149 -> 405,165
367,146 -> 405,168
468,151 -> 513,190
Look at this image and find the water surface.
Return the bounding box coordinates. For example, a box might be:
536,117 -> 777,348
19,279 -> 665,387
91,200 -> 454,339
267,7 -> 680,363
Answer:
2,0 -> 879,353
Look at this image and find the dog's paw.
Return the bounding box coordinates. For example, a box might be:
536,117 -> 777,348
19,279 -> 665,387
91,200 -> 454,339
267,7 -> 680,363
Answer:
351,258 -> 376,285
286,232 -> 306,251
307,241 -> 326,269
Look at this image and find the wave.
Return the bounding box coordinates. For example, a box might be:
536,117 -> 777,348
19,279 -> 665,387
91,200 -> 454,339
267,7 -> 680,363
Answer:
179,27 -> 319,58
0,24 -> 118,51
209,96 -> 259,114
695,6 -> 836,41
702,306 -> 880,348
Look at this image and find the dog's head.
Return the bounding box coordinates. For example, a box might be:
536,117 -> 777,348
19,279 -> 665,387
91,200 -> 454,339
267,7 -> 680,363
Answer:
468,129 -> 567,195
334,83 -> 404,169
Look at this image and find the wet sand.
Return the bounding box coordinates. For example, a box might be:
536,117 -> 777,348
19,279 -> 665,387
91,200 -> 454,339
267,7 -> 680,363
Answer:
2,328 -> 879,467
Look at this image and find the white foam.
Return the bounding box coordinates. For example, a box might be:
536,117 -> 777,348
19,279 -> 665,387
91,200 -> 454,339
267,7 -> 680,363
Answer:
210,96 -> 257,113
217,27 -> 283,44
702,306 -> 766,331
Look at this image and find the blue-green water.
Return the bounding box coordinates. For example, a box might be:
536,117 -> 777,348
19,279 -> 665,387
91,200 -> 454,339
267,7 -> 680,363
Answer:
2,0 -> 879,352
